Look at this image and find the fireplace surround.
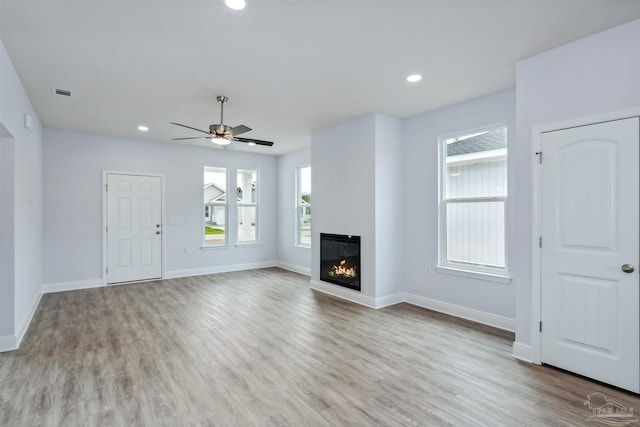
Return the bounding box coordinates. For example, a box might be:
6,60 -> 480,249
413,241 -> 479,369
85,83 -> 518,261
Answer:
320,233 -> 361,291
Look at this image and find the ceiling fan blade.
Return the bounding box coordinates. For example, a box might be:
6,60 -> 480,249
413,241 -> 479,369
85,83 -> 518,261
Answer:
233,137 -> 275,147
230,125 -> 252,136
172,136 -> 211,140
170,122 -> 211,135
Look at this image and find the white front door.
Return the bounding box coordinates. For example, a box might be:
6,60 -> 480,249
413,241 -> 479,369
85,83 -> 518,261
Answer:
106,174 -> 162,284
540,117 -> 639,393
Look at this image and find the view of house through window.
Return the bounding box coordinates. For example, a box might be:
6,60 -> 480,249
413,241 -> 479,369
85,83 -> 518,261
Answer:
237,169 -> 258,243
204,167 -> 227,245
440,126 -> 507,273
297,166 -> 311,247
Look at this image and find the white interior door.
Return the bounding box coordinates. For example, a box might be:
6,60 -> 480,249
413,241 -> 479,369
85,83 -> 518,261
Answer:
107,174 -> 162,284
540,117 -> 639,393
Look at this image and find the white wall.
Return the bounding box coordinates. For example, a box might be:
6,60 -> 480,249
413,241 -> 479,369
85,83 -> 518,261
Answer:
402,89 -> 516,319
276,148 -> 311,275
0,133 -> 15,340
43,129 -> 278,287
374,114 -> 404,298
311,113 -> 406,303
0,36 -> 43,349
311,114 -> 377,298
514,19 -> 640,349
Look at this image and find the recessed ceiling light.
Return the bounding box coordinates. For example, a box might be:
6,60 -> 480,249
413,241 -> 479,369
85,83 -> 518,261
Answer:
406,74 -> 422,83
225,0 -> 246,10
137,125 -> 149,132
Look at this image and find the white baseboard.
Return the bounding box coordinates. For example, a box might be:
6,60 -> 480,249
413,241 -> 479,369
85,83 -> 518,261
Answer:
276,262 -> 311,276
43,278 -> 103,294
165,261 -> 278,279
0,335 -> 18,352
374,292 -> 406,308
512,341 -> 536,363
405,294 -> 515,332
15,290 -> 43,348
309,281 -> 516,332
310,280 -> 377,308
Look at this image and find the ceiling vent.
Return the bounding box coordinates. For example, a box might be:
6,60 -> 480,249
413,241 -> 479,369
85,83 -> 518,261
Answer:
52,88 -> 71,97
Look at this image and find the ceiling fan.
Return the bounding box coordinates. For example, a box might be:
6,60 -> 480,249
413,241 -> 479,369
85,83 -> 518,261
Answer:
171,96 -> 274,147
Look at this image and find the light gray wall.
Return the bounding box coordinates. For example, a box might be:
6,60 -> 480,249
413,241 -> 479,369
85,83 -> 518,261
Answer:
276,148 -> 311,274
514,19 -> 640,347
43,128 -> 278,285
403,89 -> 516,318
0,36 -> 43,343
311,114 -> 377,298
0,133 -> 15,339
374,114 -> 404,298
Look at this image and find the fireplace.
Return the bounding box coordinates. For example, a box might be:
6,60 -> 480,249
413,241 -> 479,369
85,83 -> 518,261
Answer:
320,233 -> 361,291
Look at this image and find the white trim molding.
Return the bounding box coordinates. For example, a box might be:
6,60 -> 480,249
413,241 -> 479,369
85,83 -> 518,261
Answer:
405,294 -> 515,332
43,278 -> 103,294
374,293 -> 405,309
1,287 -> 43,352
16,290 -> 43,347
310,280 -> 515,331
165,261 -> 278,279
0,335 -> 18,353
310,280 -> 377,308
277,262 -> 311,276
512,341 -> 536,363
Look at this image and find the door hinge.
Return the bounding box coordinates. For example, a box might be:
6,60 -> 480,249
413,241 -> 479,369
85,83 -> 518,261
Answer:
539,321 -> 542,332
105,184 -> 108,192
106,266 -> 108,274
105,225 -> 108,233
539,236 -> 542,248
535,151 -> 543,164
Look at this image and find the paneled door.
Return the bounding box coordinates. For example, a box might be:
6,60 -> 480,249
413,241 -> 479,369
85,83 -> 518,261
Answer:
540,117 -> 639,393
106,174 -> 162,284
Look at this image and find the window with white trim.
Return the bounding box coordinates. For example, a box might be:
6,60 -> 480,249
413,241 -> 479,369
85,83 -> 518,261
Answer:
204,166 -> 228,246
237,169 -> 258,244
296,166 -> 311,247
439,125 -> 507,275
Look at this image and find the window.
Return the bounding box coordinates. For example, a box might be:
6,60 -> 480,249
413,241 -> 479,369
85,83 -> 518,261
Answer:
296,166 -> 311,247
203,167 -> 227,245
237,169 -> 258,244
439,125 -> 507,276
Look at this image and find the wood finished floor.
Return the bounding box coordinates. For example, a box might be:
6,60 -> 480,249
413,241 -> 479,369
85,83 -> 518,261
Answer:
1,268 -> 638,426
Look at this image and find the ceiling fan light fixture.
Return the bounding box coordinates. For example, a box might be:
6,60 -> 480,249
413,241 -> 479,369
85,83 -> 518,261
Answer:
211,136 -> 231,145
225,0 -> 246,10
406,74 -> 422,83
248,142 -> 256,146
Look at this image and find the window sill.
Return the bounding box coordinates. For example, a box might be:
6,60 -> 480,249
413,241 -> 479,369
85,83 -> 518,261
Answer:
201,244 -> 229,250
294,244 -> 311,251
435,266 -> 511,284
235,242 -> 261,248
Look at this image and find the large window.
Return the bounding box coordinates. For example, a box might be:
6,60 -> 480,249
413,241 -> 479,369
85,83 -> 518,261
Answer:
237,169 -> 258,244
296,166 -> 311,247
203,167 -> 227,245
439,125 -> 507,275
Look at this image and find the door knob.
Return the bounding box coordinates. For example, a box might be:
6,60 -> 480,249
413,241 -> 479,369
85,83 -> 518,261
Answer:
621,264 -> 635,273
156,224 -> 160,228
156,231 -> 160,235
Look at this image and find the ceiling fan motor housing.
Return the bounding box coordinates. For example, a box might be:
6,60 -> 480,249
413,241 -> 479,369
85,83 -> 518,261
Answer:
210,124 -> 232,135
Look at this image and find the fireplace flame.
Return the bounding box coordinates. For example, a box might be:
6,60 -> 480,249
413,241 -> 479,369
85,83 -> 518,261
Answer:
329,259 -> 357,278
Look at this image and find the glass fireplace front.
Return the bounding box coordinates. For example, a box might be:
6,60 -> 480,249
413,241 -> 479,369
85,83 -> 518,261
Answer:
320,233 -> 361,291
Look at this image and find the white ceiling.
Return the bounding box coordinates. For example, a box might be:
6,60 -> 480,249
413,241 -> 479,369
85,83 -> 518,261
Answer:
2,1 -> 640,155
